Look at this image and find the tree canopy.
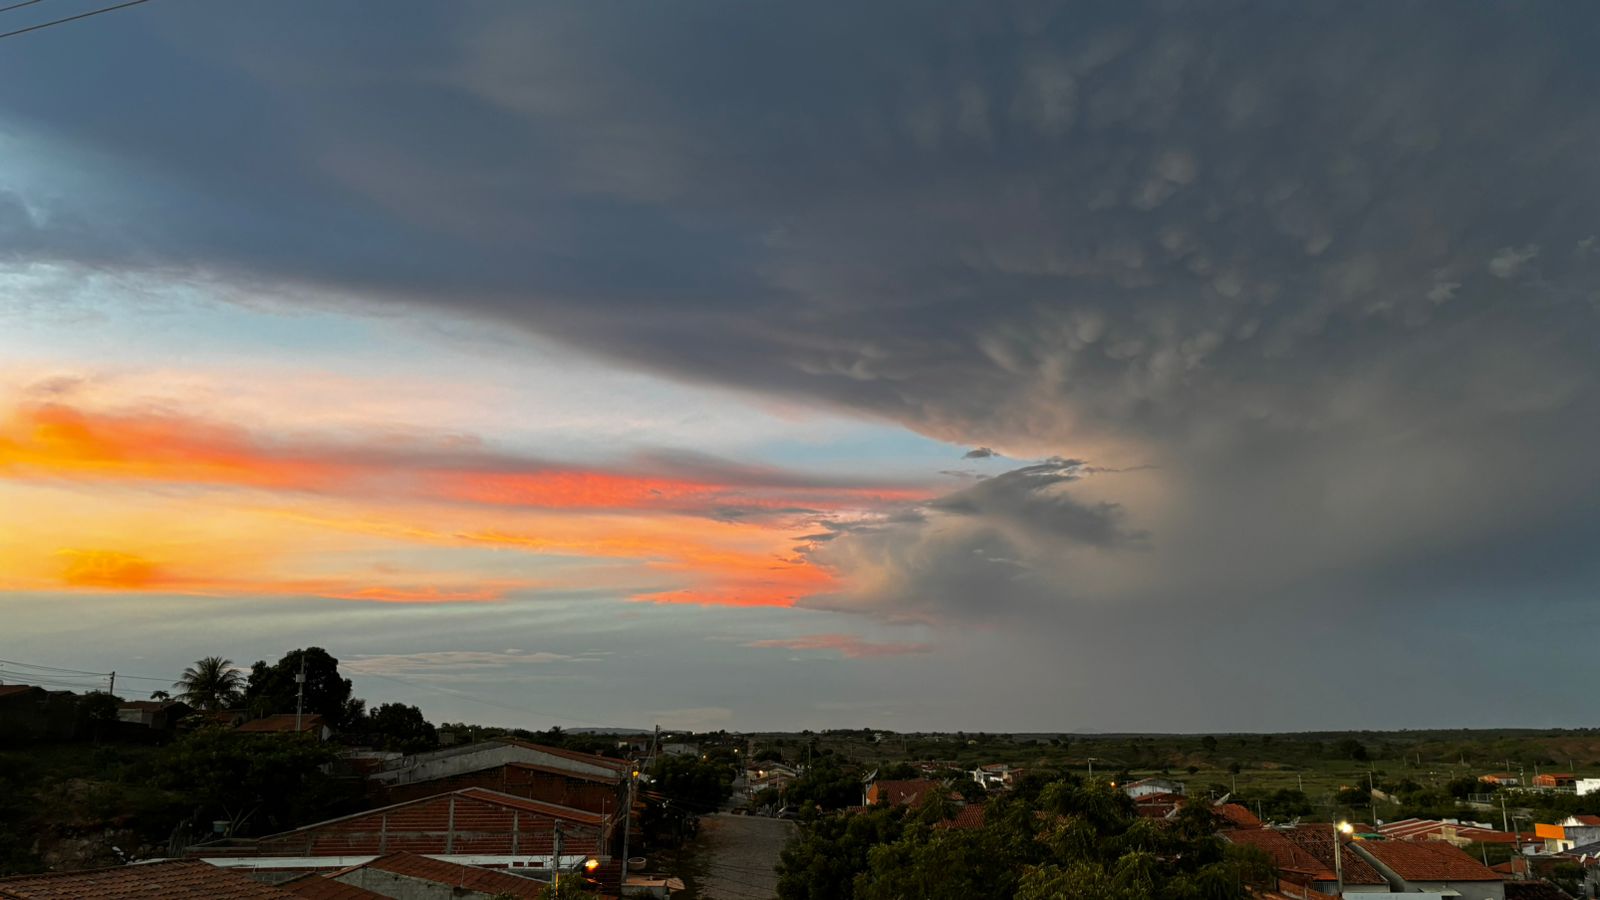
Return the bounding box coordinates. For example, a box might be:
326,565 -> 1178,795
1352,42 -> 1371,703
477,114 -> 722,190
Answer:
244,647 -> 360,727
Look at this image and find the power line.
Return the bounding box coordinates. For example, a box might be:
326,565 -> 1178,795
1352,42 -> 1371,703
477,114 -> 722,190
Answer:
0,0 -> 153,42
343,665 -> 626,731
0,657 -> 170,682
0,0 -> 53,15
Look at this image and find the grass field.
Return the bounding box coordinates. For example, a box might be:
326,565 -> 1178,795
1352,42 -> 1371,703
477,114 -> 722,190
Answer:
743,727 -> 1600,825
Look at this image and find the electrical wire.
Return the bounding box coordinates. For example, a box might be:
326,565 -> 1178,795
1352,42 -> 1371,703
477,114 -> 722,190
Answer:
0,0 -> 52,15
0,0 -> 153,42
343,665 -> 627,731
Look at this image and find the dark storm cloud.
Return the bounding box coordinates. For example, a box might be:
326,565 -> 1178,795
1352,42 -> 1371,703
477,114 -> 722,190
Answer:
962,447 -> 997,459
6,1 -> 1600,717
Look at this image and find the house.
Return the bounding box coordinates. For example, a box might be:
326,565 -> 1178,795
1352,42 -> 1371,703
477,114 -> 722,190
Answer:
1223,828 -> 1339,896
0,858 -> 296,898
1132,792 -> 1184,819
1533,772 -> 1577,788
286,851 -> 553,899
1381,817 -> 1537,848
864,779 -> 943,807
746,762 -> 800,798
1122,777 -> 1186,798
1576,777 -> 1600,797
660,742 -> 699,758
117,699 -> 192,730
1535,814 -> 1600,852
1480,773 -> 1522,787
186,786 -> 613,884
0,684 -> 79,743
970,763 -> 1019,791
239,714 -> 332,741
1348,839 -> 1505,898
367,740 -> 628,817
193,709 -> 250,729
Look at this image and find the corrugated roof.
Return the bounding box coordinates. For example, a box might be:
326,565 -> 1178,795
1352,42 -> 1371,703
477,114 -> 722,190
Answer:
1280,825 -> 1387,884
0,860 -> 293,899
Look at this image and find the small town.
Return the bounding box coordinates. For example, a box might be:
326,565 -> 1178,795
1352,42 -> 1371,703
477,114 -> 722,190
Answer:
3,1 -> 1597,898
4,651 -> 1600,898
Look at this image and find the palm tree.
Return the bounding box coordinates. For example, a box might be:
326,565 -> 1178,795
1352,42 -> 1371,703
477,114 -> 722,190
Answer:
174,656 -> 243,711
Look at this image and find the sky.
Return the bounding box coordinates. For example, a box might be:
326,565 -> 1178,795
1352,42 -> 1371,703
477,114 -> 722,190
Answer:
3,1 -> 1600,733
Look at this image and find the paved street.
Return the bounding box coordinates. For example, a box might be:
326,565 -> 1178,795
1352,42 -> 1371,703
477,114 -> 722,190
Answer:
685,813 -> 793,900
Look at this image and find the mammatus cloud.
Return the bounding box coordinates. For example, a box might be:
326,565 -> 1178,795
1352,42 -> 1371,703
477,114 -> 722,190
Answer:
4,2 -> 1600,722
743,633 -> 932,658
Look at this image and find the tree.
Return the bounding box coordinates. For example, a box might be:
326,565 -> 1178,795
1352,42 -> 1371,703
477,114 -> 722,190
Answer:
365,702 -> 439,753
157,728 -> 341,835
173,656 -> 243,711
777,805 -> 906,900
1200,736 -> 1218,753
651,754 -> 733,814
244,648 -> 358,727
1332,738 -> 1369,762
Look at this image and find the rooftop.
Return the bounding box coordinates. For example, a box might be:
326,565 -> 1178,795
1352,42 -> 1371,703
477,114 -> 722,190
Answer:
0,860 -> 293,899
278,874 -> 387,900
359,851 -> 550,898
1358,839 -> 1501,882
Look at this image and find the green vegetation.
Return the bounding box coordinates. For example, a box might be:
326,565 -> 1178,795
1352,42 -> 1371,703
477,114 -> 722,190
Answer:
173,656 -> 244,711
777,777 -> 1275,900
651,752 -> 735,814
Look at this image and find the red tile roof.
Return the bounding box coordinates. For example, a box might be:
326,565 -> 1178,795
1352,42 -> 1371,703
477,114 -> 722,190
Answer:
455,787 -> 606,825
0,685 -> 39,699
1215,803 -> 1264,829
0,860 -> 294,899
868,779 -> 940,807
278,874 -> 387,899
1223,828 -> 1335,882
1572,814 -> 1600,826
1280,825 -> 1387,884
360,852 -> 549,898
1357,839 -> 1501,882
938,804 -> 987,830
238,714 -> 324,734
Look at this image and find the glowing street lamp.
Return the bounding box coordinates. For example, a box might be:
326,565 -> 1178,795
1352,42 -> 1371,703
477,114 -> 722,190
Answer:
1333,820 -> 1354,894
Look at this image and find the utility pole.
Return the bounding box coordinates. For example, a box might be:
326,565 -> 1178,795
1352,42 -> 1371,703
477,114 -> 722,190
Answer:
107,671 -> 115,697
1297,773 -> 1304,792
618,766 -> 637,895
1501,793 -> 1510,832
552,822 -> 563,888
294,653 -> 307,733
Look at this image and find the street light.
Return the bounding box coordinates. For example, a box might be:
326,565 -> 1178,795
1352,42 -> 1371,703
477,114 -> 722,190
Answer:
1333,820 -> 1354,895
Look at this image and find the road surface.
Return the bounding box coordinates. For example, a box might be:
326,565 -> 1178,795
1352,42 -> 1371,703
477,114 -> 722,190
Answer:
684,813 -> 793,900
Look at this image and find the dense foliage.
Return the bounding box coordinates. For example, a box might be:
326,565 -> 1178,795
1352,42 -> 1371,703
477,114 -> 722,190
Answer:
651,753 -> 735,814
244,647 -> 362,727
777,777 -> 1275,900
155,728 -> 344,836
363,702 -> 439,753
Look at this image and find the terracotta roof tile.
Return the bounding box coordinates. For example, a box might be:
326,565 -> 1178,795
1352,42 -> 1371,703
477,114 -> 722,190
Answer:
1357,839 -> 1501,882
1216,803 -> 1264,829
1280,825 -> 1387,884
0,860 -> 293,899
1224,828 -> 1335,882
938,804 -> 987,830
0,685 -> 39,699
360,852 -> 548,898
456,787 -> 606,825
278,874 -> 387,900
869,779 -> 940,807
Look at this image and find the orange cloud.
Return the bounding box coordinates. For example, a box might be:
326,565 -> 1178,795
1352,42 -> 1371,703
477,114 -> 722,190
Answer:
0,402 -> 927,517
58,549 -> 162,588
